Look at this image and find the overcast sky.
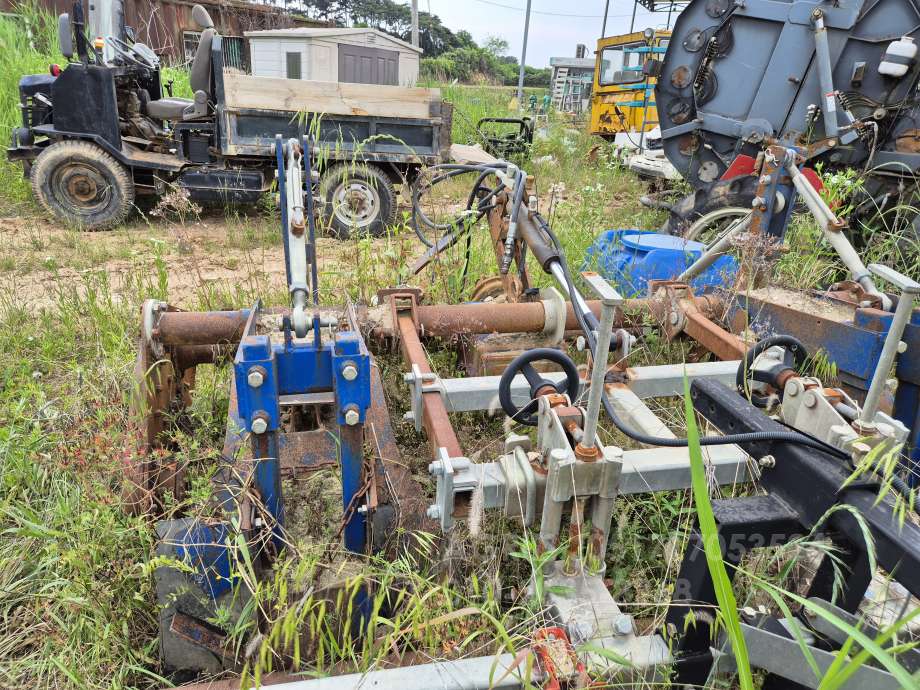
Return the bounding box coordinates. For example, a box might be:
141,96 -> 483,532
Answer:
397,1 -> 676,67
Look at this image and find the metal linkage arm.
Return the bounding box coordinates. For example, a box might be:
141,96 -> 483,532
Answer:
784,160 -> 890,309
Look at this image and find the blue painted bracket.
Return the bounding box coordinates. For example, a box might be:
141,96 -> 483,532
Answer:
732,295 -> 920,485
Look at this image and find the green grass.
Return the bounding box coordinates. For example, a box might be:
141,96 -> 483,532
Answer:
0,4 -> 60,213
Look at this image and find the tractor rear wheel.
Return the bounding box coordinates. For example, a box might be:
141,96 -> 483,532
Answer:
31,140 -> 134,230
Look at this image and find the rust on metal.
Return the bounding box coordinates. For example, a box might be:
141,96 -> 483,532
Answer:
169,612 -> 230,657
395,305 -> 464,459
156,309 -> 250,346
279,430 -> 339,476
414,300 -> 639,338
366,364 -> 431,534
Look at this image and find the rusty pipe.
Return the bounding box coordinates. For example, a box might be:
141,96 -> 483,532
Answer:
415,299 -> 647,338
155,310 -> 251,346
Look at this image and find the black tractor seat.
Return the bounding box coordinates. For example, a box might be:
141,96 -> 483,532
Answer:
143,4 -> 214,122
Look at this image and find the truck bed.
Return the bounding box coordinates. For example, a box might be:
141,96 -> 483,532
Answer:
222,73 -> 441,121
216,73 -> 450,164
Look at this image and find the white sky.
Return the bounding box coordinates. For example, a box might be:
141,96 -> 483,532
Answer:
398,1 -> 677,68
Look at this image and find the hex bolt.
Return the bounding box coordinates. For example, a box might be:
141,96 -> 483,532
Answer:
341,363 -> 358,381
251,412 -> 269,435
614,614 -> 634,636
247,367 -> 265,388
804,391 -> 818,408
343,406 -> 360,426
427,504 -> 441,519
759,455 -> 776,469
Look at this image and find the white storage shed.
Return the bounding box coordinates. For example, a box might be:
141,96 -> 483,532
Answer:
245,28 -> 423,87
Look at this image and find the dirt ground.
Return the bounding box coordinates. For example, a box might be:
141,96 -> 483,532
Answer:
0,209 -> 412,312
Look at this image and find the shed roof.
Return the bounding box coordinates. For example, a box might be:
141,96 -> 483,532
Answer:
244,27 -> 423,53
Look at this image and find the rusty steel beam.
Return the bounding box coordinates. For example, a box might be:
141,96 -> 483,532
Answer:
155,309 -> 250,346
683,310 -> 747,360
396,311 -> 464,459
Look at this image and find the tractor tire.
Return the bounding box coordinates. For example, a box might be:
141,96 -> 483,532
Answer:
31,140 -> 134,230
664,175 -> 758,237
319,162 -> 397,239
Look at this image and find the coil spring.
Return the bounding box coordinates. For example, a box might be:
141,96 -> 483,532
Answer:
693,36 -> 718,94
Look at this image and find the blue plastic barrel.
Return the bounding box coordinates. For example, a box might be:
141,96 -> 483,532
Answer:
583,229 -> 738,297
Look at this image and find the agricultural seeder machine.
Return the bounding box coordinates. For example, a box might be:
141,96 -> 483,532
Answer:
131,133 -> 920,689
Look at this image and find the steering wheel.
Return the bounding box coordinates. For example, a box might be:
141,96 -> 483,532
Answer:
736,335 -> 809,408
106,36 -> 157,70
499,348 -> 581,426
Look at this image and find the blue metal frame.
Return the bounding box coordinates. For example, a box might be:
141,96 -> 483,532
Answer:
731,296 -> 920,485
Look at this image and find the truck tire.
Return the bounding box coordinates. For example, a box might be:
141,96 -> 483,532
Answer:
31,140 -> 134,230
319,163 -> 396,239
664,175 -> 758,236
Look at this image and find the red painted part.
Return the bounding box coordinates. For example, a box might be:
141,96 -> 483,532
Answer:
720,154 -> 756,180
720,156 -> 825,193
801,167 -> 824,193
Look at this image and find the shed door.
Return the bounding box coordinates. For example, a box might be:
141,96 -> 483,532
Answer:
337,44 -> 399,85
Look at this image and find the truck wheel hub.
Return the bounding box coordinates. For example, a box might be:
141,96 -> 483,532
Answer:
333,181 -> 378,228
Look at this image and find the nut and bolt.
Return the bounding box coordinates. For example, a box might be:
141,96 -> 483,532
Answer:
426,504 -> 442,519
804,390 -> 818,408
758,455 -> 776,469
343,406 -> 360,426
247,366 -> 266,388
251,411 -> 270,435
341,363 -> 358,381
613,614 -> 634,636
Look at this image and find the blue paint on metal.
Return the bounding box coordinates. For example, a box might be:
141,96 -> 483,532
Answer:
230,303 -> 372,553
734,295 -> 920,485
584,230 -> 738,297
174,521 -> 235,599
254,431 -> 284,544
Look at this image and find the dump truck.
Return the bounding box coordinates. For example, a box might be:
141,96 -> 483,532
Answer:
654,0 -> 920,238
7,2 -> 451,236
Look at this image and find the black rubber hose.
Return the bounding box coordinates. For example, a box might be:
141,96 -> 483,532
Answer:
735,335 -> 809,408
412,165 -> 506,247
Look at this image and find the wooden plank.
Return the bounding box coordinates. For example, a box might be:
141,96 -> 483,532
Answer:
450,143 -> 499,165
222,72 -> 440,120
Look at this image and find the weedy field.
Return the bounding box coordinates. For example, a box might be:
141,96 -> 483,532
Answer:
1,7 -> 919,690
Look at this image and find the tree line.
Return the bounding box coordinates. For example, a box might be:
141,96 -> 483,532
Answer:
270,0 -> 552,86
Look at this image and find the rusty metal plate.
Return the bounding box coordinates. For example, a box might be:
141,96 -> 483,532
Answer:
670,66 -> 692,89
668,98 -> 693,124
896,129 -> 920,153
678,133 -> 701,156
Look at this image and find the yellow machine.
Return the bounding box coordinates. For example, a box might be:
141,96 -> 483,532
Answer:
590,28 -> 671,139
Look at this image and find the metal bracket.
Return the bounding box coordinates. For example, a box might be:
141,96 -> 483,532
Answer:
403,363 -> 443,432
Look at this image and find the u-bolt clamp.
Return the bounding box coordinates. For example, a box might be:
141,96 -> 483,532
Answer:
402,364 -> 443,432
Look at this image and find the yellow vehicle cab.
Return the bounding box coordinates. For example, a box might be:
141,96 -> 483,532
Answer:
590,28 -> 671,139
